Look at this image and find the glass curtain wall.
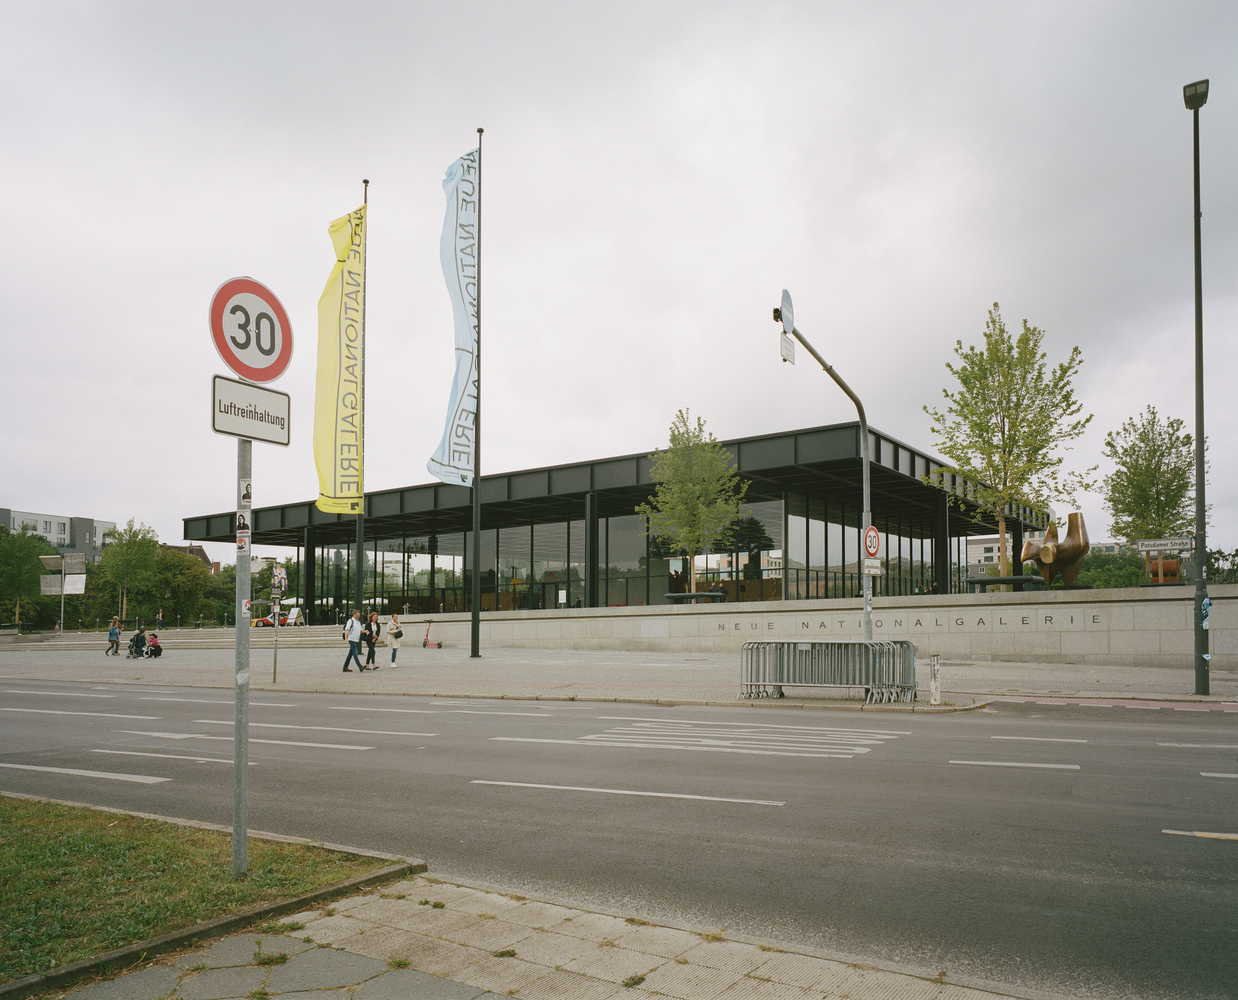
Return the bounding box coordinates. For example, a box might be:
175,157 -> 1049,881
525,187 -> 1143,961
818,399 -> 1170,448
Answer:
604,514 -> 648,606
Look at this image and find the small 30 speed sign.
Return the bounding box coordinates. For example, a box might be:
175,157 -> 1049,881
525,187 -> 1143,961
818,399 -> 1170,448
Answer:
864,525 -> 881,559
210,277 -> 293,383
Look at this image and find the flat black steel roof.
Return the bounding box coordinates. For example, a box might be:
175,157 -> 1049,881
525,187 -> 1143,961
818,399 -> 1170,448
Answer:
183,421 -> 1047,547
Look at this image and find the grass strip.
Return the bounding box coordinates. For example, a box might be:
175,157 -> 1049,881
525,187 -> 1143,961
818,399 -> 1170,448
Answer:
0,797 -> 390,983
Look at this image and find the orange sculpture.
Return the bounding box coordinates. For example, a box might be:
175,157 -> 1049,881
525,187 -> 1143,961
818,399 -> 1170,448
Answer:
1020,512 -> 1090,587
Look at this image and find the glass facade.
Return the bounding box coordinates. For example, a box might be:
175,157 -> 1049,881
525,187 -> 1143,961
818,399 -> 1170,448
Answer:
298,493 -> 973,619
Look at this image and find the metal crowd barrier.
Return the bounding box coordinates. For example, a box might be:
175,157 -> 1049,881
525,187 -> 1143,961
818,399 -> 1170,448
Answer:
739,640 -> 917,704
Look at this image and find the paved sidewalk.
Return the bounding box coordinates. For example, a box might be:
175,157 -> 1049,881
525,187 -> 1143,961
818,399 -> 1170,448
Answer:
62,874 -> 1025,1000
0,643 -> 1234,706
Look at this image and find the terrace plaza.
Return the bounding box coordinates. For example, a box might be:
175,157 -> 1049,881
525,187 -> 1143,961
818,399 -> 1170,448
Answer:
184,421 -> 1048,625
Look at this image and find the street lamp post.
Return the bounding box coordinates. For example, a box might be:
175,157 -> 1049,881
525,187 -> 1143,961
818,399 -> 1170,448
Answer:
774,291 -> 874,640
1184,78 -> 1210,696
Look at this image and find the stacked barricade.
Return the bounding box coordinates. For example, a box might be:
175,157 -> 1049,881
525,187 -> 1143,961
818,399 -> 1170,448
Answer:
740,640 -> 917,704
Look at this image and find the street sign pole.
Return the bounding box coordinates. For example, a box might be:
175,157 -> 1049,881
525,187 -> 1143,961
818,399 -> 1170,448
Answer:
774,290 -> 873,639
233,440 -> 251,879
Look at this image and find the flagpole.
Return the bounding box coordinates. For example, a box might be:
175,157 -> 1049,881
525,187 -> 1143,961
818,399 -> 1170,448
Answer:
356,179 -> 368,615
470,130 -> 483,658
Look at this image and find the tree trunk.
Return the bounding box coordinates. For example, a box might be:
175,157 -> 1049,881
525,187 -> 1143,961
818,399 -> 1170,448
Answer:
688,552 -> 696,593
997,516 -> 1010,579
14,596 -> 19,634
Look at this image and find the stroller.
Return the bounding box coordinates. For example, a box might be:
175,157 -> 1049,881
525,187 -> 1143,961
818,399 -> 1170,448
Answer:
126,633 -> 146,658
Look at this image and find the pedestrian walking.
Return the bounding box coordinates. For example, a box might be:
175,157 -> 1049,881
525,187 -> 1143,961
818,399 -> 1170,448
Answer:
387,613 -> 402,665
107,617 -> 120,656
156,608 -> 164,631
341,610 -> 365,672
363,612 -> 381,669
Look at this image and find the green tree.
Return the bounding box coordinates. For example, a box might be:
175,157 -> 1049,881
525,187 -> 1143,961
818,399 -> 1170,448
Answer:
0,527 -> 58,628
1101,406 -> 1196,544
1077,549 -> 1147,589
636,410 -> 749,593
97,520 -> 159,622
925,303 -> 1094,576
153,548 -> 214,626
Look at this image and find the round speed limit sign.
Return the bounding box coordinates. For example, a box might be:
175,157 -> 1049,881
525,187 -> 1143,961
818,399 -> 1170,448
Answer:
864,525 -> 881,559
210,277 -> 293,383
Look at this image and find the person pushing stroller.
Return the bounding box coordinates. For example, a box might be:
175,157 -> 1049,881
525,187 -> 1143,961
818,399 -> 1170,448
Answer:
126,628 -> 147,659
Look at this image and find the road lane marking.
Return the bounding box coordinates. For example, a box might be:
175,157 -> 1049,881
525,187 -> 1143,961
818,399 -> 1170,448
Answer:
992,736 -> 1087,743
1124,705 -> 1161,710
1201,772 -> 1238,779
3,690 -> 115,698
597,716 -> 910,735
329,707 -> 436,714
1163,829 -> 1238,841
490,737 -> 855,758
471,780 -> 784,806
142,697 -> 296,707
1174,707 -> 1209,712
950,760 -> 1080,770
193,720 -> 436,737
0,763 -> 170,783
92,750 -> 253,765
0,708 -> 160,720
114,730 -> 372,750
1159,743 -> 1238,749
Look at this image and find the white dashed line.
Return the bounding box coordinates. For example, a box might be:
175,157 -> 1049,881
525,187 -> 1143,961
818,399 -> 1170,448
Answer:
92,750 -> 253,765
950,760 -> 1080,770
0,763 -> 170,783
992,736 -> 1087,743
1200,772 -> 1238,779
1163,829 -> 1238,841
471,780 -> 784,806
193,720 -> 436,737
0,708 -> 160,719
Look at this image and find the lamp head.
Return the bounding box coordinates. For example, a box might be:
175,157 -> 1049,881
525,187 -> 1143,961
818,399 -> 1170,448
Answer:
1183,79 -> 1209,111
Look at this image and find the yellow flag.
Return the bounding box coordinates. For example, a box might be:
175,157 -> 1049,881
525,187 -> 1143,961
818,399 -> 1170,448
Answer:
312,205 -> 366,513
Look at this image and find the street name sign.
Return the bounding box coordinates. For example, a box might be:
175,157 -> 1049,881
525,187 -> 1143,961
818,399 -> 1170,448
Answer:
1137,537 -> 1193,552
213,375 -> 290,446
209,277 -> 294,383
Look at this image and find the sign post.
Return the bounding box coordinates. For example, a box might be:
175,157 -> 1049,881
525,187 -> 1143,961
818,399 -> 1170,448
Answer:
774,290 -> 875,639
210,276 -> 292,880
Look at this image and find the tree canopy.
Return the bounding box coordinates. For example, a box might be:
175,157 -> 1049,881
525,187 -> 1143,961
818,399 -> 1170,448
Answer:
924,303 -> 1093,576
636,410 -> 749,592
97,519 -> 159,621
0,527 -> 59,627
1101,406 -> 1196,544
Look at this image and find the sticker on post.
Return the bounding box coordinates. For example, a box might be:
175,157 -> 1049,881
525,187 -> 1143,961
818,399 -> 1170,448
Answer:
239,480 -> 252,508
242,599 -> 251,619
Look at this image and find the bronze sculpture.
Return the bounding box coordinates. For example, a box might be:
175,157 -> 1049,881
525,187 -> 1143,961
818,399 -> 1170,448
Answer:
1020,512 -> 1090,587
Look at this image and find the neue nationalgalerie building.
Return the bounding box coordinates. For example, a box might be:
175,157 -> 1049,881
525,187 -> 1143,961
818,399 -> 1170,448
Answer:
183,422 -> 1047,625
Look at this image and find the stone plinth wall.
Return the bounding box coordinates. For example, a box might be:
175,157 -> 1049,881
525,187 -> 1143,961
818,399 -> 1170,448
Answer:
421,584 -> 1238,669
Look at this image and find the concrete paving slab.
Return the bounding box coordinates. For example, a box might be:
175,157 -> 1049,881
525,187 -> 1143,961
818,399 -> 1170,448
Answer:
713,977 -> 821,1000
501,899 -> 582,930
454,954 -> 546,995
62,965 -> 182,1000
330,924 -> 425,962
439,915 -> 535,952
271,992 -> 351,1000
510,968 -> 626,1000
298,913 -> 381,944
194,933 -> 267,968
500,929 -> 596,967
562,944 -> 667,983
613,924 -> 703,959
352,967 -> 491,1000
556,912 -> 635,941
449,889 -> 528,917
675,940 -> 767,975
173,964 -> 266,1000
638,960 -> 743,999
264,947 -> 388,992
394,936 -> 489,978
749,952 -> 840,991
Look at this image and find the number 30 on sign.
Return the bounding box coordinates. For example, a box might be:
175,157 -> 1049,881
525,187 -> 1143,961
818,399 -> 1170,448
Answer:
209,277 -> 293,383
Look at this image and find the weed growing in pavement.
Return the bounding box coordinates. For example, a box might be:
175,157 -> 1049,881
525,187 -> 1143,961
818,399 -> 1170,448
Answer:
625,917 -> 650,926
187,963 -> 207,973
281,921 -> 304,932
505,894 -> 527,901
597,940 -> 615,948
253,952 -> 288,966
757,944 -> 786,953
622,974 -> 645,988
698,932 -> 725,943
506,989 -> 519,997
431,901 -> 446,909
380,892 -> 408,900
388,957 -> 410,969
675,958 -> 689,964
302,937 -> 314,944
419,899 -> 431,905
322,906 -> 337,917
247,991 -> 271,1000
479,913 -> 496,920
493,949 -> 517,958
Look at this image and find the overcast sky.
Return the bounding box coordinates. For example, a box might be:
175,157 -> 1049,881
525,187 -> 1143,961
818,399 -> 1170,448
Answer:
3,1 -> 1236,564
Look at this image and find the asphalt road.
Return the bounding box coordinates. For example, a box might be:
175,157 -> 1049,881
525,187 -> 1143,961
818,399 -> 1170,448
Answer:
2,679 -> 1235,1000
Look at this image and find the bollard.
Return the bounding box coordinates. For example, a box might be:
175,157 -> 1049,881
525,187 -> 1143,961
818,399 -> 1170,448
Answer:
929,654 -> 941,706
